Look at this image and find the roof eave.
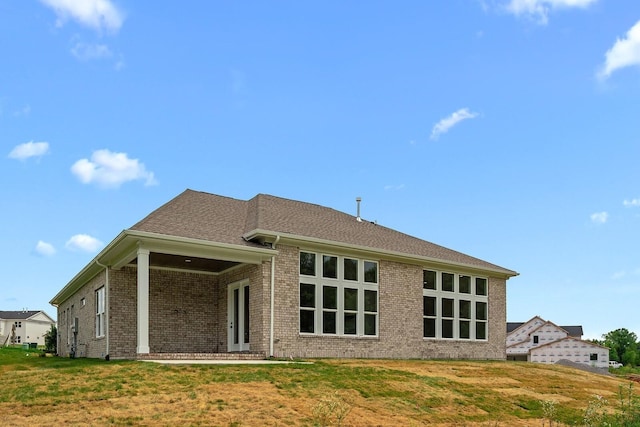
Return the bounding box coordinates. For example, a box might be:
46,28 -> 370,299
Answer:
50,229 -> 277,307
244,229 -> 518,278
49,230 -> 130,307
111,229 -> 277,268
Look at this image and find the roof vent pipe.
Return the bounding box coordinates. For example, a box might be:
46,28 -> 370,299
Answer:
356,197 -> 362,222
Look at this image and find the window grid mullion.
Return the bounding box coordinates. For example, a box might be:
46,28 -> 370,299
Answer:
423,270 -> 488,341
299,250 -> 378,338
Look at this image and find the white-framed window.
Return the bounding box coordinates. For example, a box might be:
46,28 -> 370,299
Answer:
299,251 -> 378,337
96,287 -> 106,338
423,270 -> 488,341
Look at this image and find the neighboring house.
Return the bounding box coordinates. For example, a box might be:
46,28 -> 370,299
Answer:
0,310 -> 56,347
506,316 -> 609,368
50,189 -> 517,360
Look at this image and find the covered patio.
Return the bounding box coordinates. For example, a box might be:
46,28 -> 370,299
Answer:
52,228 -> 276,359
105,230 -> 277,358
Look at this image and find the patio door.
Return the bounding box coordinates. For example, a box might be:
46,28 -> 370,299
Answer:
227,280 -> 250,352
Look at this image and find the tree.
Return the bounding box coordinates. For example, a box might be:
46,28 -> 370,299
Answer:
622,346 -> 638,367
44,325 -> 57,354
587,338 -> 605,346
603,328 -> 638,366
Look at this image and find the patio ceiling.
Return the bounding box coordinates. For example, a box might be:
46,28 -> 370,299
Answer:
131,253 -> 242,274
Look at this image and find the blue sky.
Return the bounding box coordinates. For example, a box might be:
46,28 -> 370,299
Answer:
2,0 -> 640,340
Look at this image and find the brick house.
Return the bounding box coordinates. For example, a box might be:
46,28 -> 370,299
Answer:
50,189 -> 517,360
506,316 -> 609,368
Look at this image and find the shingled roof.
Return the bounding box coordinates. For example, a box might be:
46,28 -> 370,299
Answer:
507,322 -> 583,338
131,190 -> 254,248
130,189 -> 516,276
0,310 -> 44,320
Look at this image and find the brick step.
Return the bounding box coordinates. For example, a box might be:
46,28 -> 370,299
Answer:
137,352 -> 265,361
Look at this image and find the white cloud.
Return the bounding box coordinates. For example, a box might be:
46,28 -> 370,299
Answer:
71,149 -> 157,188
8,141 -> 50,160
590,211 -> 608,224
623,198 -> 640,207
430,108 -> 479,140
35,241 -> 56,257
114,55 -> 126,71
505,0 -> 598,25
66,234 -> 103,252
598,20 -> 640,80
477,0 -> 491,13
13,105 -> 31,117
384,184 -> 405,191
71,42 -> 112,61
611,270 -> 626,280
40,0 -> 124,33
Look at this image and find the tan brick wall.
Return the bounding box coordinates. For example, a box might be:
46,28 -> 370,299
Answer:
148,269 -> 218,353
271,244 -> 302,356
58,245 -> 507,361
64,264 -> 268,359
56,270 -> 108,359
271,244 -> 508,360
108,267 -> 137,359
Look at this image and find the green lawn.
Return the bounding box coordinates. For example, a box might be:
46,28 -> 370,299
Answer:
1,347 -> 639,426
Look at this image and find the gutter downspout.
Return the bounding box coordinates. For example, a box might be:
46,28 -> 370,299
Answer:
269,235 -> 280,358
95,260 -> 109,360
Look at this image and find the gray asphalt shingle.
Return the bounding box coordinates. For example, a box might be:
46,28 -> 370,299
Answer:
131,189 -> 515,275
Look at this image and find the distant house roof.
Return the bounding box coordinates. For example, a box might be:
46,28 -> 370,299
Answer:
0,310 -> 47,320
507,322 -> 583,337
131,190 -> 517,276
560,326 -> 584,337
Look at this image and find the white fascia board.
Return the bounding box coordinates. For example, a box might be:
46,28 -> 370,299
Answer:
244,229 -> 518,278
107,230 -> 279,270
121,230 -> 276,263
49,262 -> 103,306
50,230 -> 132,306
51,230 -> 277,306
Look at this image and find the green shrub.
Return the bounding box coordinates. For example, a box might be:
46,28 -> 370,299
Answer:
44,325 -> 57,353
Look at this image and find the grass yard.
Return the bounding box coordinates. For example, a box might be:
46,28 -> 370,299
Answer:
1,347 -> 639,426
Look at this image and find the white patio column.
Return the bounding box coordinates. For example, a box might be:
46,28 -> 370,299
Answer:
137,247 -> 150,354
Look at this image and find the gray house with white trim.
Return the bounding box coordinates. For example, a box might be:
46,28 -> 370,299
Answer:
50,189 -> 517,360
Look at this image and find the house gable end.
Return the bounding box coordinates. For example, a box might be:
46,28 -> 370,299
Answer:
506,316 -> 546,346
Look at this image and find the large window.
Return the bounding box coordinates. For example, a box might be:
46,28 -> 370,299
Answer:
96,287 -> 106,338
422,270 -> 488,341
299,251 -> 378,337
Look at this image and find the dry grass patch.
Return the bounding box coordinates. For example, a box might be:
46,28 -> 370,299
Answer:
1,348 -> 639,426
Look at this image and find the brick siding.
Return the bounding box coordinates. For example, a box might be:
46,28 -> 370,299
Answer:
271,245 -> 507,359
58,244 -> 507,360
56,271 -> 108,358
